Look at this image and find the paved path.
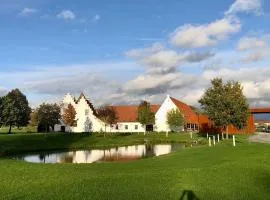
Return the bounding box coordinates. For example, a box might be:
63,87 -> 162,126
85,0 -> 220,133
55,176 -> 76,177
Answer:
249,132 -> 270,144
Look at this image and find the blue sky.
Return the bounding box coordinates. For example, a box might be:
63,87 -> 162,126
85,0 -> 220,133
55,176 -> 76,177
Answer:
0,0 -> 270,110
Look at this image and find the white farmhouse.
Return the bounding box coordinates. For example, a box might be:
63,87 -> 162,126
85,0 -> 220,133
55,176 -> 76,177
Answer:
55,93 -> 199,133
55,93 -> 105,133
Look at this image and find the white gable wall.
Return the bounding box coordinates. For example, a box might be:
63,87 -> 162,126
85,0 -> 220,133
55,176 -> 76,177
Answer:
56,93 -> 105,133
155,95 -> 178,132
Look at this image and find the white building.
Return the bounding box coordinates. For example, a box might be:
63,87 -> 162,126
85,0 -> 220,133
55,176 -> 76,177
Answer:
55,93 -> 199,133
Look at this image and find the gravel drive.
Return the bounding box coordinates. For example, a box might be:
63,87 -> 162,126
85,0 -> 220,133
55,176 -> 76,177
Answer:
249,132 -> 270,143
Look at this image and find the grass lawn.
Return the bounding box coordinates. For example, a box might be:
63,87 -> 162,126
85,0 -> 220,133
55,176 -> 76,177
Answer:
0,133 -> 269,200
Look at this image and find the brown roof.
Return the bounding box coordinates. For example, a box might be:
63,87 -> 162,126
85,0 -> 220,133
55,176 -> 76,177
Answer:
170,97 -> 199,124
112,105 -> 160,123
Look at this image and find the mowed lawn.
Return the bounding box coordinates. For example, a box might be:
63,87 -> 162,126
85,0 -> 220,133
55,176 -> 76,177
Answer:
0,133 -> 270,200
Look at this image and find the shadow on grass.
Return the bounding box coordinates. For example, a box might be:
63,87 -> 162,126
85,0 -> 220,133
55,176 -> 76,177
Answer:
179,190 -> 200,200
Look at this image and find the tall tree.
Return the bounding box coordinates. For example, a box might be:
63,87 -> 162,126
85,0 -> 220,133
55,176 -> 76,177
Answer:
137,101 -> 155,135
1,89 -> 31,134
36,103 -> 61,132
167,109 -> 185,132
199,78 -> 249,136
96,106 -> 118,136
62,103 -> 77,127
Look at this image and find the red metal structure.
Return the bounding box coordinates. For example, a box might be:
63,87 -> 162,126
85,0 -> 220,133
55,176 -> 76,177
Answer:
199,108 -> 270,134
250,108 -> 270,114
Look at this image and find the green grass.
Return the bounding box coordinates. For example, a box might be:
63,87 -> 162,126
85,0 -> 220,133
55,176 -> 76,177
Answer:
0,126 -> 37,134
0,133 -> 270,200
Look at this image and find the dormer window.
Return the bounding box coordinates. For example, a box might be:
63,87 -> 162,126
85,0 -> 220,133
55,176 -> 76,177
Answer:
85,109 -> 89,116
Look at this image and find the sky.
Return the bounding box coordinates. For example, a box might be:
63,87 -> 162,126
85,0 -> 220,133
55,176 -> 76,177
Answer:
0,0 -> 270,110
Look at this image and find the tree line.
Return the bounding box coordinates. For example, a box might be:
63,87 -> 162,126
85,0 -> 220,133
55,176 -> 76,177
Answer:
0,89 -> 61,134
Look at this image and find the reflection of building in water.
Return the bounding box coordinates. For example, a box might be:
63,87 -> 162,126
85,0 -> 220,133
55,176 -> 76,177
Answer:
154,145 -> 172,156
103,145 -> 146,161
19,144 -> 176,164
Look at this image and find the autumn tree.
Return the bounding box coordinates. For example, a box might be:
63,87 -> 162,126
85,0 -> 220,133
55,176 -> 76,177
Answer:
199,78 -> 249,137
167,109 -> 185,132
62,103 -> 77,128
36,103 -> 61,132
1,89 -> 31,134
137,101 -> 155,135
96,105 -> 118,136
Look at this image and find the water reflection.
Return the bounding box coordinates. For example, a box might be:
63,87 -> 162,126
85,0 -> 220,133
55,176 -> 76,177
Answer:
15,144 -> 183,164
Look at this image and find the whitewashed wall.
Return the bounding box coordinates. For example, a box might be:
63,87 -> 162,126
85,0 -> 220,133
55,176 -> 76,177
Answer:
155,95 -> 184,132
110,122 -> 145,133
56,93 -> 105,133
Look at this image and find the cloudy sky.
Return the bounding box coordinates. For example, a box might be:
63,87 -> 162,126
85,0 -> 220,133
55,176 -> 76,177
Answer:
1,0 -> 270,108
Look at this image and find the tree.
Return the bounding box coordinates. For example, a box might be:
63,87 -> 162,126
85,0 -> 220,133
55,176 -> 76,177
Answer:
199,78 -> 249,137
36,103 -> 61,132
137,101 -> 155,135
62,103 -> 77,128
1,89 -> 31,134
0,96 -> 3,127
29,110 -> 38,127
96,105 -> 118,136
167,109 -> 185,132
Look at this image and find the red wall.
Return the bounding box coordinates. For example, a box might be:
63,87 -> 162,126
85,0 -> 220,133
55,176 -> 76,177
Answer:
198,114 -> 255,134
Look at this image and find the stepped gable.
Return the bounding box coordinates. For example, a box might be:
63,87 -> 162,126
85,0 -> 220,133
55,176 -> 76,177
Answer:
76,93 -> 97,116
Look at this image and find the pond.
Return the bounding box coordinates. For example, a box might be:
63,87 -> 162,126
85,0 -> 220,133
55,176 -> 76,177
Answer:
14,144 -> 184,164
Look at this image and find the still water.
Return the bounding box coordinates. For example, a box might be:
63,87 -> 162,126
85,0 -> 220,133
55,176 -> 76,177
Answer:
15,144 -> 184,164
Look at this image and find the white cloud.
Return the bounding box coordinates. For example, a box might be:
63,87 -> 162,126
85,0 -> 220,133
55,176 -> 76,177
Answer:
57,10 -> 76,20
170,17 -> 241,48
19,8 -> 38,16
92,14 -> 100,22
241,50 -> 267,63
225,0 -> 263,15
237,35 -> 270,63
126,44 -> 214,75
237,36 -> 268,51
125,43 -> 165,58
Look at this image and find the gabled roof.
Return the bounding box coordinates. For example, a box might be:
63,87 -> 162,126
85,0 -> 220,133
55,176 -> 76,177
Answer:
169,97 -> 199,124
112,105 -> 161,123
76,93 -> 97,116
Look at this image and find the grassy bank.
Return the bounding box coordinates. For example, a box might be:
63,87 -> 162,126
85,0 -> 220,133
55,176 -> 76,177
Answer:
1,133 -> 269,200
0,126 -> 37,134
0,132 -> 204,155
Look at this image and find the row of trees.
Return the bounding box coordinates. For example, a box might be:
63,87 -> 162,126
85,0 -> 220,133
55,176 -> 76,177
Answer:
0,88 -> 61,134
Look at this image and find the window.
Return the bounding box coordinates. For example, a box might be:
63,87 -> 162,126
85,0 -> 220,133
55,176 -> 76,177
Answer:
125,125 -> 128,130
135,125 -> 138,130
116,125 -> 119,130
85,109 -> 89,116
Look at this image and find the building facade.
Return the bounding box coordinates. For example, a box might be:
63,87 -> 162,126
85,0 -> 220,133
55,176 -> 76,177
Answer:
55,93 -> 199,133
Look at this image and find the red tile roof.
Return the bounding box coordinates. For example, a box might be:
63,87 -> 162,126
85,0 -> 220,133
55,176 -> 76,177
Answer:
111,105 -> 161,122
169,97 -> 199,124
